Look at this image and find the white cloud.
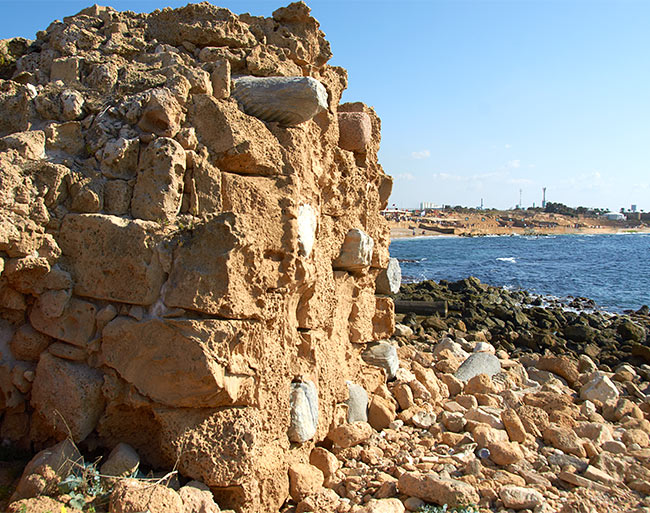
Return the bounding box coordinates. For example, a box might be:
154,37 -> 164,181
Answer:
411,150 -> 431,160
504,144 -> 512,149
396,172 -> 415,181
506,159 -> 521,169
507,178 -> 534,185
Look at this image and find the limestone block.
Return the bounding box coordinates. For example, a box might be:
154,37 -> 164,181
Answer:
50,57 -> 81,85
103,180 -> 132,215
309,447 -> 340,479
48,341 -> 85,361
297,204 -> 318,257
338,112 -> 372,152
37,289 -> 71,318
102,317 -> 260,408
499,485 -> 544,510
190,95 -> 283,175
0,130 -> 45,160
329,421 -> 372,448
187,149 -> 222,216
232,76 -> 328,126
163,213 -> 279,319
131,137 -> 186,222
288,463 -> 324,502
376,257 -> 402,295
30,296 -> 96,347
455,352 -> 502,382
155,407 -> 288,513
397,472 -> 479,507
179,481 -> 220,513
30,353 -> 104,442
60,89 -> 84,121
44,121 -> 85,155
137,88 -> 183,137
368,394 -> 396,431
100,137 -> 140,180
11,439 -> 81,501
373,296 -> 395,340
333,229 -> 374,272
346,382 -> 368,423
58,214 -> 165,305
110,479 -> 183,513
9,324 -> 52,361
288,380 -> 319,443
211,59 -> 230,99
100,443 -> 140,478
362,342 -> 399,380
580,374 -> 619,404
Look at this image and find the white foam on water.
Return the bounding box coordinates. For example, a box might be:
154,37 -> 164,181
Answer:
496,257 -> 517,263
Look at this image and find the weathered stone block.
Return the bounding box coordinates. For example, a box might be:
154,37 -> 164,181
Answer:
138,88 -> 183,138
455,352 -> 502,382
338,112 -> 372,152
30,353 -> 104,442
163,213 -> 278,319
346,382 -> 368,423
232,76 -> 328,126
211,59 -> 230,99
58,214 -> 165,305
131,137 -> 186,222
102,317 -> 260,408
190,95 -> 283,175
30,296 -> 96,347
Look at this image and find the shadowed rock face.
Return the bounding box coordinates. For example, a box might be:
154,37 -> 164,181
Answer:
0,2 -> 393,512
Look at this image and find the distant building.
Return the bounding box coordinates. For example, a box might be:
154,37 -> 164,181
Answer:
631,204 -> 638,212
603,212 -> 625,221
420,201 -> 438,210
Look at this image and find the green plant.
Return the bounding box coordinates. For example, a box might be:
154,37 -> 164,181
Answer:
58,460 -> 104,510
418,504 -> 480,513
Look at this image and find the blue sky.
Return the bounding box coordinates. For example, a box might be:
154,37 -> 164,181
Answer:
1,0 -> 649,211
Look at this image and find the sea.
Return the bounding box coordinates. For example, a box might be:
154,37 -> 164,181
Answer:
389,233 -> 650,313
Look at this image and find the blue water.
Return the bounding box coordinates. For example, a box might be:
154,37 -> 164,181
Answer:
389,234 -> 650,312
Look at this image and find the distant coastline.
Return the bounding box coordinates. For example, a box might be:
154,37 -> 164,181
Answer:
388,210 -> 650,239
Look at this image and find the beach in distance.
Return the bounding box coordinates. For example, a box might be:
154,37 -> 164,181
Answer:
388,210 -> 650,239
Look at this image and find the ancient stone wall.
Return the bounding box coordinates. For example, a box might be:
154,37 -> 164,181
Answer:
0,2 -> 394,511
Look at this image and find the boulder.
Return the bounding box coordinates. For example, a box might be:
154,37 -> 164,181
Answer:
30,353 -> 104,442
357,498 -> 405,513
580,374 -> 619,404
309,447 -> 340,479
329,421 -> 372,448
288,463 -> 324,502
455,352 -> 501,382
368,395 -> 396,431
110,478 -> 183,513
362,342 -> 399,380
131,137 -> 186,222
138,88 -> 183,137
338,111 -> 372,152
499,485 -> 544,510
333,229 -> 374,272
100,443 -> 140,478
375,257 -> 402,295
397,472 -> 479,507
288,380 -> 319,443
11,439 -> 81,501
346,382 -> 369,423
232,76 -> 328,125
179,481 -> 221,513
58,214 -> 165,305
102,317 -> 260,408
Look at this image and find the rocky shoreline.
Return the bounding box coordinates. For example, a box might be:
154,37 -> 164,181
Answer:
4,277 -> 650,513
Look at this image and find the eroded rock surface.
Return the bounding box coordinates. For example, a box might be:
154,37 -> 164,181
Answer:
0,3 -> 393,513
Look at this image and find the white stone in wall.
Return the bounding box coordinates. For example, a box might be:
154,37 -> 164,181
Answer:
333,229 -> 374,272
297,204 -> 318,257
288,380 -> 319,443
376,257 -> 401,294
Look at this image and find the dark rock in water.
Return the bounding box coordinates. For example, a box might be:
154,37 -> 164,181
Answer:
636,305 -> 649,316
563,324 -> 595,343
617,319 -> 646,343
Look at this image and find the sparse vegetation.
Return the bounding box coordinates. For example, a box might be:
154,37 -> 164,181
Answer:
418,504 -> 480,513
